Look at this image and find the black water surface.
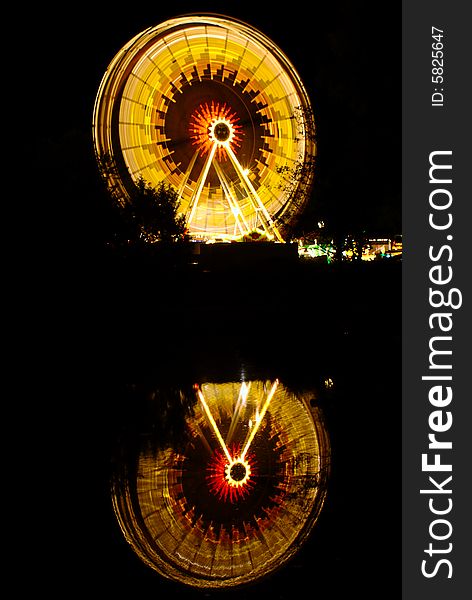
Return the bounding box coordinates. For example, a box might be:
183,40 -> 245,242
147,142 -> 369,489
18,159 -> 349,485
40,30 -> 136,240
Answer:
48,258 -> 400,598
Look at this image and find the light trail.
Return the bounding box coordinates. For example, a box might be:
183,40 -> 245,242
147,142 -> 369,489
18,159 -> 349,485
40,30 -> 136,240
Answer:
186,142 -> 217,227
226,381 -> 251,446
197,387 -> 232,463
94,15 -> 317,242
226,146 -> 284,242
213,160 -> 250,236
241,380 -> 279,460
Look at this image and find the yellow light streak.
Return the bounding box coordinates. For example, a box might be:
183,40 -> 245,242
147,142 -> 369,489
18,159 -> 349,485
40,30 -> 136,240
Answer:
213,161 -> 250,236
241,380 -> 279,460
226,146 -> 284,242
226,381 -> 251,446
111,379 -> 331,588
187,142 -> 218,226
93,15 -> 316,240
197,388 -> 232,463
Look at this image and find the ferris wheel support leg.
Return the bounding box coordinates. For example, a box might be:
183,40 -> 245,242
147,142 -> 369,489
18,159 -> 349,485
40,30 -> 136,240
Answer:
254,208 -> 271,238
226,382 -> 251,447
225,150 -> 271,238
226,146 -> 285,243
241,380 -> 279,461
213,161 -> 250,236
186,143 -> 217,228
197,387 -> 232,463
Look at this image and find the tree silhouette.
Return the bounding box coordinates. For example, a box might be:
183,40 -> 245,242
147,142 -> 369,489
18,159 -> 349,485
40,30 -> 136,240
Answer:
96,153 -> 187,247
124,176 -> 187,244
108,382 -> 198,485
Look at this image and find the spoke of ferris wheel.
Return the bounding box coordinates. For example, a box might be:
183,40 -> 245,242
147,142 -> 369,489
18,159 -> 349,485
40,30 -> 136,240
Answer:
197,386 -> 232,463
254,208 -> 271,237
177,148 -> 200,201
225,381 -> 251,447
213,160 -> 250,236
241,380 -> 279,461
186,142 -> 217,228
213,161 -> 243,235
213,161 -> 248,235
232,172 -> 272,239
226,146 -> 285,243
218,147 -> 262,231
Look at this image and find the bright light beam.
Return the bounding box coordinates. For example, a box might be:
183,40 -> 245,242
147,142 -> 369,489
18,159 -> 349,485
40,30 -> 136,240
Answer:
226,146 -> 284,242
197,387 -> 232,463
186,142 -> 217,227
241,380 -> 279,460
226,382 -> 251,446
213,160 -> 250,236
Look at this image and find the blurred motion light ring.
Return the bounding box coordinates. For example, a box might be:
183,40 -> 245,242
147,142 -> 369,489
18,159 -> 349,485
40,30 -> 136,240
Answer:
111,380 -> 330,588
93,14 -> 316,240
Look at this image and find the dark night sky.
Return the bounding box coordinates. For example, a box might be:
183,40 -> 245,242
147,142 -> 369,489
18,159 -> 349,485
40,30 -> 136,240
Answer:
35,0 -> 401,252
31,2 -> 401,596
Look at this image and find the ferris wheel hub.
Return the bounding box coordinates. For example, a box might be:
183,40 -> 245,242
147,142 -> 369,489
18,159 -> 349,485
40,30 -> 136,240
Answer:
224,457 -> 251,488
191,104 -> 241,156
209,119 -> 233,145
229,461 -> 247,482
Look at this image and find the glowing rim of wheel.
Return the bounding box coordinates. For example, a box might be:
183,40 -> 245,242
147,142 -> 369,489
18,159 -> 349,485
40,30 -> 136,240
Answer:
92,14 -> 316,241
111,380 -> 331,588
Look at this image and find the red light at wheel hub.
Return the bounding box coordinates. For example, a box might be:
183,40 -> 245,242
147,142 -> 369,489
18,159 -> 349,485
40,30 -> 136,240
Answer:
190,101 -> 242,160
206,445 -> 257,503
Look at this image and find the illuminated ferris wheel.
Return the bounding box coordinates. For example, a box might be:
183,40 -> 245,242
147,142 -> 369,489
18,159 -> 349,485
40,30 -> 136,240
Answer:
112,380 -> 330,588
92,14 -> 316,241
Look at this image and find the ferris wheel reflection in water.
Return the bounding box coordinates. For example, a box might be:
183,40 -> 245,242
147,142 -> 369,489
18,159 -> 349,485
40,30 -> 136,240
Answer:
111,379 -> 331,588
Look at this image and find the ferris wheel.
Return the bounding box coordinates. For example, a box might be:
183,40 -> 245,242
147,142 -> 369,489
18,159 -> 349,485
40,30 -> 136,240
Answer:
93,14 -> 316,242
111,380 -> 330,588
